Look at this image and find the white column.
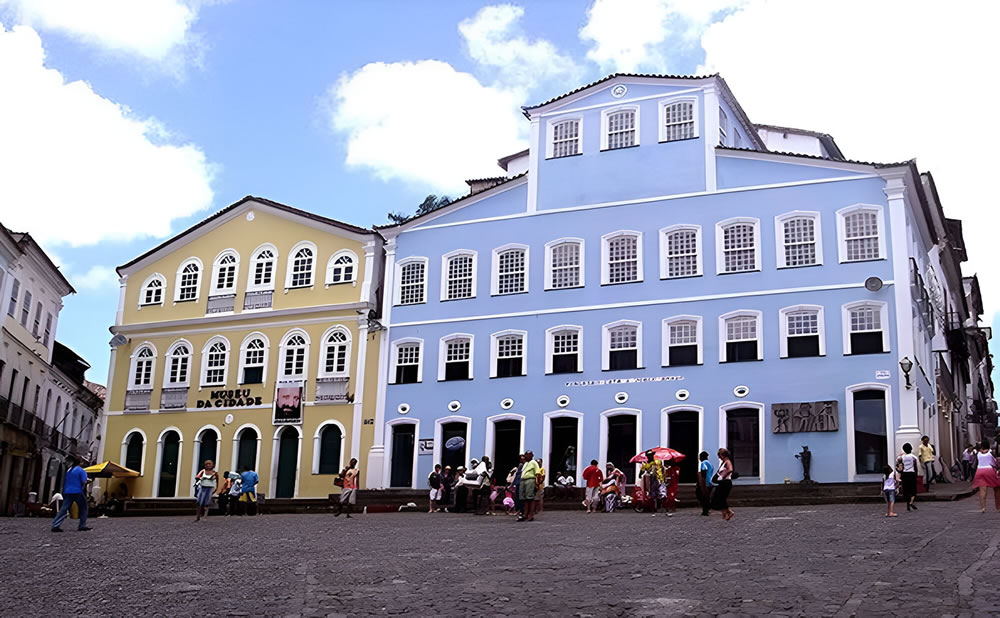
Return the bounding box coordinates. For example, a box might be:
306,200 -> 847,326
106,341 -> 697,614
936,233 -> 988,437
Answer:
350,316 -> 369,464
702,83 -> 719,193
366,237 -> 395,488
526,117 -> 539,213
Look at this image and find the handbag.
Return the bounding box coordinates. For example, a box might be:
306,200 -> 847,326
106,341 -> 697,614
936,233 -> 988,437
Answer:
333,476 -> 344,488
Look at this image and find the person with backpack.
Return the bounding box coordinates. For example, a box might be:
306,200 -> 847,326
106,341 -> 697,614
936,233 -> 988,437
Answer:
427,464 -> 443,513
695,451 -> 714,517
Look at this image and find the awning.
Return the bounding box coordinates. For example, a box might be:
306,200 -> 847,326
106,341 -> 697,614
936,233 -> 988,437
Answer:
83,461 -> 140,478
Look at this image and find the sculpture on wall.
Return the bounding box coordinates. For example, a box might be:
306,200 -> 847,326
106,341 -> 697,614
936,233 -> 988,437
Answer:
771,401 -> 838,433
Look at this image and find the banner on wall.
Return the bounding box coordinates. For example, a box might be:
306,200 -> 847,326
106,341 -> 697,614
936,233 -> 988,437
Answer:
273,380 -> 304,425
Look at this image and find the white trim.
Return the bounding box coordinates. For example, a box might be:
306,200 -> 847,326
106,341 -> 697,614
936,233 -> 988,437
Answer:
660,405 -> 705,457
774,210 -> 824,269
489,329 -> 528,378
718,310 -> 763,363
284,240 -> 318,290
527,118 -> 539,213
716,216 -> 761,275
278,328 -> 311,380
246,243 -> 278,292
230,423 -> 262,474
112,302 -> 370,337
484,413 -> 526,472
600,230 -> 644,285
127,342 -> 157,390
153,426 -> 184,498
842,300 -> 890,355
662,315 -> 703,366
391,280 -> 896,328
719,147 -> 884,173
432,415 -> 472,472
120,428 -> 148,476
545,324 -> 583,374
189,424 -> 222,496
325,249 -> 359,287
388,337 -> 424,384
659,224 -> 702,279
437,333 -> 475,381
270,424 -> 303,499
836,204 -> 887,263
600,104 -> 640,150
545,115 -> 583,159
237,331 -> 270,385
312,420 -> 347,475
658,95 -> 700,143
598,407 -> 642,481
200,335 -> 231,387
535,84 -> 705,118
318,325 -> 352,378
163,339 -> 193,388
601,319 -> 643,371
844,383 -> 894,482
137,273 -> 166,308
778,304 -> 827,358
490,243 -> 530,296
394,256 -> 429,306
439,249 -> 478,301
173,257 -> 203,303
209,248 -> 241,296
383,418 -> 420,488
703,84 -> 719,192
544,237 -> 585,290
541,410 -> 584,486
717,401 -> 766,484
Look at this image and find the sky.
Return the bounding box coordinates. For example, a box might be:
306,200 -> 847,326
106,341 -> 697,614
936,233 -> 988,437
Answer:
0,0 -> 997,385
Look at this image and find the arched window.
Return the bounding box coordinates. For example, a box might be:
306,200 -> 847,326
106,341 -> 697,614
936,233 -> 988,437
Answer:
720,311 -> 763,362
843,302 -> 888,355
248,245 -> 277,290
546,326 -> 583,374
320,328 -> 351,377
492,245 -> 528,295
549,118 -> 581,158
663,316 -> 702,366
124,431 -> 144,473
175,258 -> 202,302
201,338 -> 229,386
661,225 -> 701,279
716,218 -> 760,274
286,243 -> 316,288
211,251 -> 240,294
775,211 -> 822,268
140,274 -> 165,306
130,345 -> 155,388
326,251 -> 357,285
602,106 -> 638,150
837,205 -> 885,263
438,334 -> 473,381
240,335 -> 268,384
165,341 -> 191,386
660,99 -> 695,142
603,321 -> 641,370
545,239 -> 584,289
317,424 -> 343,474
280,331 -> 309,378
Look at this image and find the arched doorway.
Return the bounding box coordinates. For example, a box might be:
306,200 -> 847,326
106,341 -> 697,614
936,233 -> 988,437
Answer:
666,410 -> 699,483
606,414 -> 638,483
124,432 -> 144,474
389,423 -> 416,487
157,430 -> 181,497
490,417 -> 523,483
547,416 -> 580,483
440,421 -> 468,471
275,426 -> 299,498
197,429 -> 219,471
725,407 -> 760,478
236,428 -> 258,473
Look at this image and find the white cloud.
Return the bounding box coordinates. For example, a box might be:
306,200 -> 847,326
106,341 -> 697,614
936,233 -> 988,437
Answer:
328,60 -> 526,193
697,0 -> 1000,320
0,24 -> 216,247
459,4 -> 581,94
70,265 -> 120,291
580,0 -> 744,73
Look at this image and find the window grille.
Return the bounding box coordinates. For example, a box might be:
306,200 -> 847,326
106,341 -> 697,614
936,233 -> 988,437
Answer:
666,229 -> 698,278
607,109 -> 635,150
7,278 -> 19,316
496,249 -> 525,295
324,331 -> 349,374
551,329 -> 580,374
446,255 -> 474,300
719,108 -> 729,145
607,235 -> 639,283
399,262 -> 425,305
143,279 -> 163,305
783,218 -> 817,266
550,242 -> 581,288
133,347 -> 154,386
252,249 -> 274,287
608,325 -> 638,370
663,101 -> 694,141
725,316 -> 758,362
178,263 -> 199,301
395,343 -> 420,384
844,212 -> 880,261
242,339 -> 265,384
215,254 -> 237,291
168,346 -> 190,384
204,342 -> 227,385
21,290 -> 31,327
290,248 -> 314,287
496,335 -> 523,378
722,223 -> 756,272
552,120 -> 580,158
282,335 -> 307,377
329,254 -> 355,283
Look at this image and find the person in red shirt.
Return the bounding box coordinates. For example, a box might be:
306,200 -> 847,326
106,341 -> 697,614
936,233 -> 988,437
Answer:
581,459 -> 603,513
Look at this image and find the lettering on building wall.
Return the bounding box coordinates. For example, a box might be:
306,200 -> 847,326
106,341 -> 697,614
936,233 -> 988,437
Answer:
771,401 -> 839,434
565,375 -> 684,387
196,389 -> 263,409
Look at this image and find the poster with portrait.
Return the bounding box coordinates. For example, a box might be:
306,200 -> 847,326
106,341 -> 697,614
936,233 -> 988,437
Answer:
273,380 -> 304,425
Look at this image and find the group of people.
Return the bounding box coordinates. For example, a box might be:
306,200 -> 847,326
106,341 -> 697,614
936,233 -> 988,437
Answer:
427,451 -> 553,521
191,460 -> 259,520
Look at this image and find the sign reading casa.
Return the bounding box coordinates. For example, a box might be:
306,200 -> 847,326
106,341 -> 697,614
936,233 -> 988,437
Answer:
196,389 -> 264,409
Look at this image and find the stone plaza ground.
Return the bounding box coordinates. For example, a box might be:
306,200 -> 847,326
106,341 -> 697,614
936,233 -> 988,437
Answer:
2,499 -> 999,617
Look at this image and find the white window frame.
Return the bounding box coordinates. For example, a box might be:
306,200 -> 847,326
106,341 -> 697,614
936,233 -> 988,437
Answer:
661,315 -> 703,366
544,237 -> 585,290
489,329 -> 528,378
659,224 -> 702,279
128,343 -> 157,390
715,217 -> 761,275
246,243 -> 278,292
836,204 -> 886,263
601,104 -> 640,151
437,333 -> 475,381
318,325 -> 352,378
601,230 -> 643,285
842,300 -> 890,355
719,108 -> 729,145
278,328 -> 310,380
200,335 -> 231,387
545,325 -> 583,374
237,332 -> 270,385
174,257 -> 203,303
439,249 -> 478,301
389,337 -> 424,384
774,211 -> 823,269
779,305 -> 826,358
490,243 -> 530,296
163,339 -> 192,388
601,319 -> 643,371
394,256 -> 429,306
285,241 -> 317,289
718,310 -> 763,362
546,115 -> 583,159
210,249 -> 241,295
138,273 -> 166,308
325,249 -> 358,287
658,96 -> 699,143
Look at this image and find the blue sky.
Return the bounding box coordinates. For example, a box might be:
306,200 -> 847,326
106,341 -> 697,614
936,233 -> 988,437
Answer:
0,0 -> 997,383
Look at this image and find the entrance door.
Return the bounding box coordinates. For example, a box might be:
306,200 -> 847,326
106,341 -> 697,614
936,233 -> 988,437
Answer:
390,424 -> 415,487
275,427 -> 298,498
668,411 -> 699,483
852,390 -> 887,475
198,429 -> 218,471
236,430 -> 258,473
607,415 -> 637,483
158,431 -> 180,497
548,417 -> 578,482
493,419 -> 522,484
726,408 -> 760,478
441,422 -> 468,471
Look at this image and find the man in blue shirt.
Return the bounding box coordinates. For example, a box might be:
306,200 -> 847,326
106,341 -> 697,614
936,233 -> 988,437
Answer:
239,466 -> 259,516
51,456 -> 92,532
696,451 -> 715,517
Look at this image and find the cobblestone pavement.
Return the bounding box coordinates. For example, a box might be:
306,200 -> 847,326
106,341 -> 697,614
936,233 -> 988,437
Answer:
2,500 -> 999,617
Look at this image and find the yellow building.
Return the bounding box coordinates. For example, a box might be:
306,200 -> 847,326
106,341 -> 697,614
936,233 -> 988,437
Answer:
98,197 -> 382,500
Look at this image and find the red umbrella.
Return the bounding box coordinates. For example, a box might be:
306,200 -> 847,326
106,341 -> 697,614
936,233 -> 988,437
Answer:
629,447 -> 686,464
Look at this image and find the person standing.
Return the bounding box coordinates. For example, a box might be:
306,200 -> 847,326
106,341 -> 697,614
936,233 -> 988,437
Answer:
336,458 -> 359,518
581,459 -> 603,513
427,464 -> 443,513
193,460 -> 218,522
972,440 -> 1000,513
962,445 -> 978,481
440,465 -> 455,513
695,451 -> 714,517
918,436 -> 937,489
640,451 -> 666,515
664,461 -> 680,517
881,464 -> 899,517
217,471 -> 234,516
511,455 -> 526,516
534,458 -> 546,514
518,451 -> 540,522
897,443 -> 920,511
240,466 -> 260,516
50,456 -> 91,532
710,448 -> 735,521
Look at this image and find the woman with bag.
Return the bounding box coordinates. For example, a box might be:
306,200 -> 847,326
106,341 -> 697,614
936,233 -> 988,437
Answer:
710,448 -> 736,521
193,460 -> 218,522
973,439 -> 1000,513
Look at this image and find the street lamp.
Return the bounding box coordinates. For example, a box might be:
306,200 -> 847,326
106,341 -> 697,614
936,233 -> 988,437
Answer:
899,356 -> 913,389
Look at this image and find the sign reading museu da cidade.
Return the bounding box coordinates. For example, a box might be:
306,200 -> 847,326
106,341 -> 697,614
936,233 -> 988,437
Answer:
196,388 -> 264,409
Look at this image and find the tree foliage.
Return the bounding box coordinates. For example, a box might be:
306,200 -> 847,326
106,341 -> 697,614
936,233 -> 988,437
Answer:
386,194 -> 451,224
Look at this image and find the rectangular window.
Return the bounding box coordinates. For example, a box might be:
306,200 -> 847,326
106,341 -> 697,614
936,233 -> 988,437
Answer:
668,320 -> 699,366
722,223 -> 756,273
608,326 -> 638,370
169,356 -> 189,384
395,344 -> 420,384
606,109 -> 635,150
845,212 -> 880,261
42,313 -> 52,346
606,235 -> 639,284
399,262 -> 426,305
283,348 -> 305,378
551,331 -> 579,374
178,266 -> 199,301
446,255 -> 474,300
665,229 -> 698,278
495,335 -> 523,378
662,101 -> 695,142
325,344 -> 348,375
496,249 -> 525,295
783,218 -> 817,266
7,278 -> 19,317
443,339 -> 471,381
20,290 -> 31,327
552,119 -> 580,158
550,243 -> 581,289
725,316 -> 758,362
254,256 -> 273,287
32,303 -> 42,338
719,108 -> 729,145
850,306 -> 884,354
786,311 -> 820,358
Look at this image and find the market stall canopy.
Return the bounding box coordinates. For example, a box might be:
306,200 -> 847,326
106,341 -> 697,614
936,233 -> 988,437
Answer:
629,447 -> 686,464
83,461 -> 140,478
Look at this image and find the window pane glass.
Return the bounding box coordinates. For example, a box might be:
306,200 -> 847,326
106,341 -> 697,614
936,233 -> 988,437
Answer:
723,223 -> 756,272
666,230 -> 698,277
853,390 -> 887,474
607,110 -> 635,150
607,235 -> 638,283
550,243 -> 580,288
783,218 -> 817,266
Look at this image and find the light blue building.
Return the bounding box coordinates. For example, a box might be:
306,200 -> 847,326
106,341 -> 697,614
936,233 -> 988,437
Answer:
364,73 -> 985,489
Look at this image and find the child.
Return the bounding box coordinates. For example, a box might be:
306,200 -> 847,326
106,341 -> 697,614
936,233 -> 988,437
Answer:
882,464 -> 899,517
488,479 -> 498,516
502,485 -> 516,515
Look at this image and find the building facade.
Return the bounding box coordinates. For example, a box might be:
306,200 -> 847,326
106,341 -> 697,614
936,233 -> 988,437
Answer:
99,197 -> 383,499
368,74 -> 995,489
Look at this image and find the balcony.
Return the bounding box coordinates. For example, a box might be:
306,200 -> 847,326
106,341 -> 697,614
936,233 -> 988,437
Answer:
124,389 -> 153,412
206,294 -> 236,314
243,290 -> 273,311
315,377 -> 351,403
160,387 -> 189,410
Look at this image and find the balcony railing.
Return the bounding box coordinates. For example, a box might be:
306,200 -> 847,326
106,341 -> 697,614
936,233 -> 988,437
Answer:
315,376 -> 351,403
160,387 -> 189,410
124,389 -> 153,412
243,290 -> 273,311
206,293 -> 236,314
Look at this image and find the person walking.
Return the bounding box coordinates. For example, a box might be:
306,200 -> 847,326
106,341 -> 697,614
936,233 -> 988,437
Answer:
710,448 -> 735,521
534,458 -> 546,514
881,464 -> 899,517
336,458 -> 359,518
972,440 -> 1000,513
239,466 -> 260,516
962,445 -> 978,481
217,471 -> 234,516
50,456 -> 92,533
918,436 -> 937,489
440,465 -> 455,513
518,451 -> 540,522
193,460 -> 219,522
427,464 -> 443,513
695,451 -> 714,517
581,459 -> 603,513
897,443 -> 920,511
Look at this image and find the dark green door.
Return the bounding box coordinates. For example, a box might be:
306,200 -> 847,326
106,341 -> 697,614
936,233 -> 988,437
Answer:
158,431 -> 180,497
276,428 -> 298,498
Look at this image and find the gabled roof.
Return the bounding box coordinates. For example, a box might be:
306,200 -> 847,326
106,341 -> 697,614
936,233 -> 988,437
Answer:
523,72 -> 715,111
754,123 -> 845,161
3,228 -> 75,294
497,149 -> 528,172
118,195 -> 372,275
